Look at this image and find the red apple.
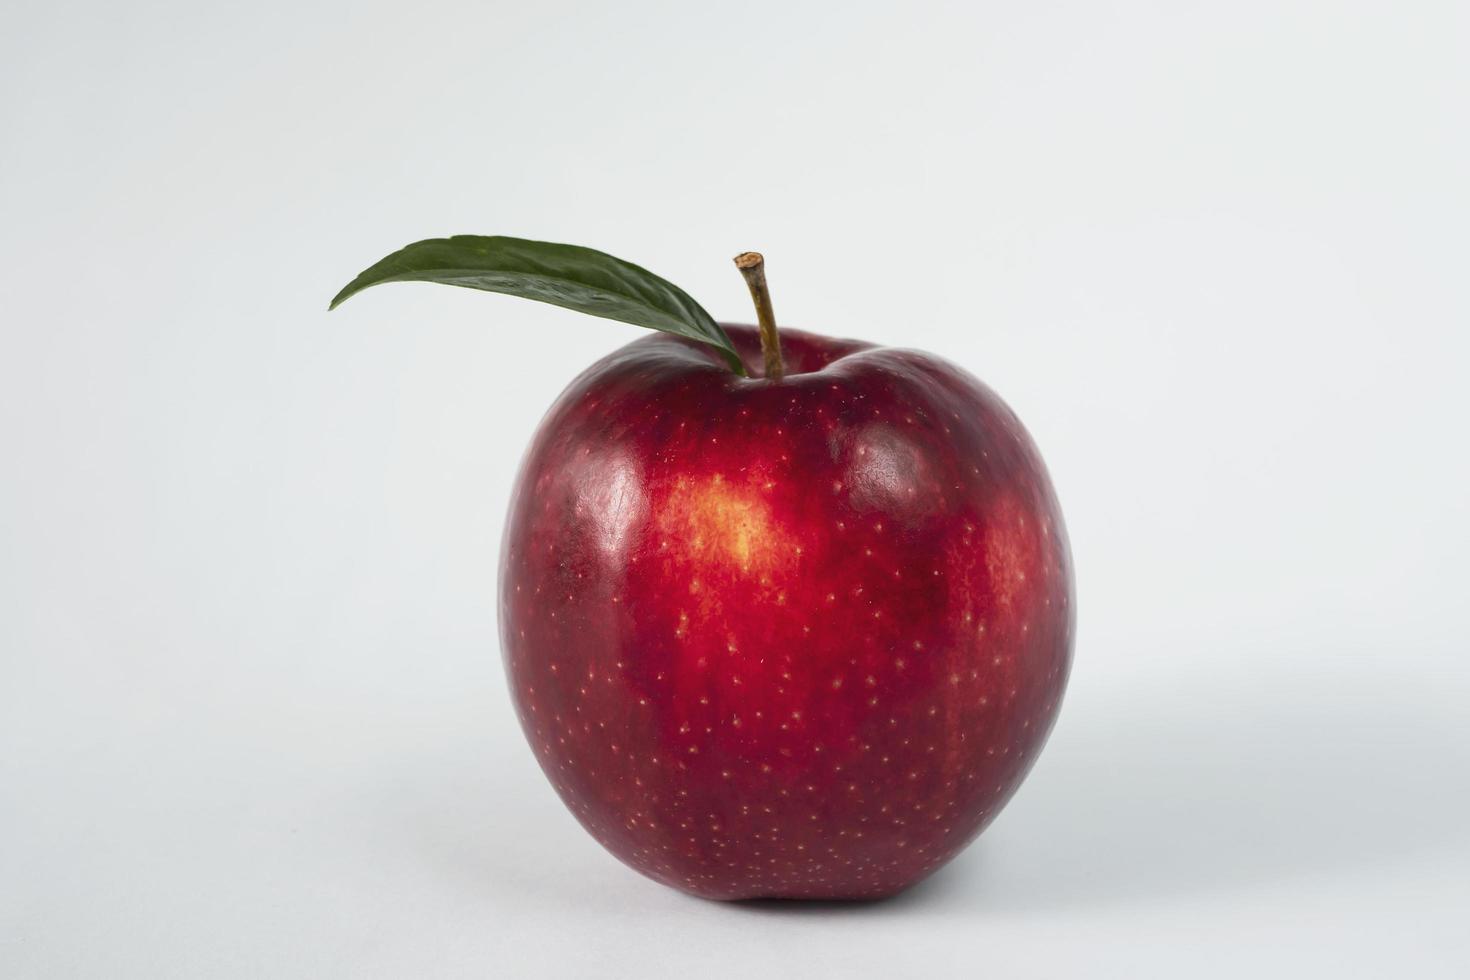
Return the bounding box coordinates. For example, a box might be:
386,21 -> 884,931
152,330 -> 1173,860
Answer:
500,324 -> 1073,900
332,237 -> 1074,900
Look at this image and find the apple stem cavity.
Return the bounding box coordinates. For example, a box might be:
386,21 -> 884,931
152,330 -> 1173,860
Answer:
734,251 -> 785,381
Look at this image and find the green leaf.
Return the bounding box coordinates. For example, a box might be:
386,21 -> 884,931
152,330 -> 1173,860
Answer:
329,235 -> 745,375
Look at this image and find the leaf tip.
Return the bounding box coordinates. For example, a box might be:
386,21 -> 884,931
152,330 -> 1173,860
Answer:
327,284 -> 356,311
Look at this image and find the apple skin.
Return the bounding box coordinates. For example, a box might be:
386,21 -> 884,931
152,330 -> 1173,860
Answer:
500,324 -> 1073,900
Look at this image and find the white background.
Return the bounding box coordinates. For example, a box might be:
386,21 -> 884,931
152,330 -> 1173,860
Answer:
3,1 -> 1468,976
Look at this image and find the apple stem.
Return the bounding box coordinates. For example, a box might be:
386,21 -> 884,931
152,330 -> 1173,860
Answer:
734,251 -> 784,381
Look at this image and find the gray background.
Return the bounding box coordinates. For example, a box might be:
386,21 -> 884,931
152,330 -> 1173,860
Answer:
3,1 -> 1467,976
